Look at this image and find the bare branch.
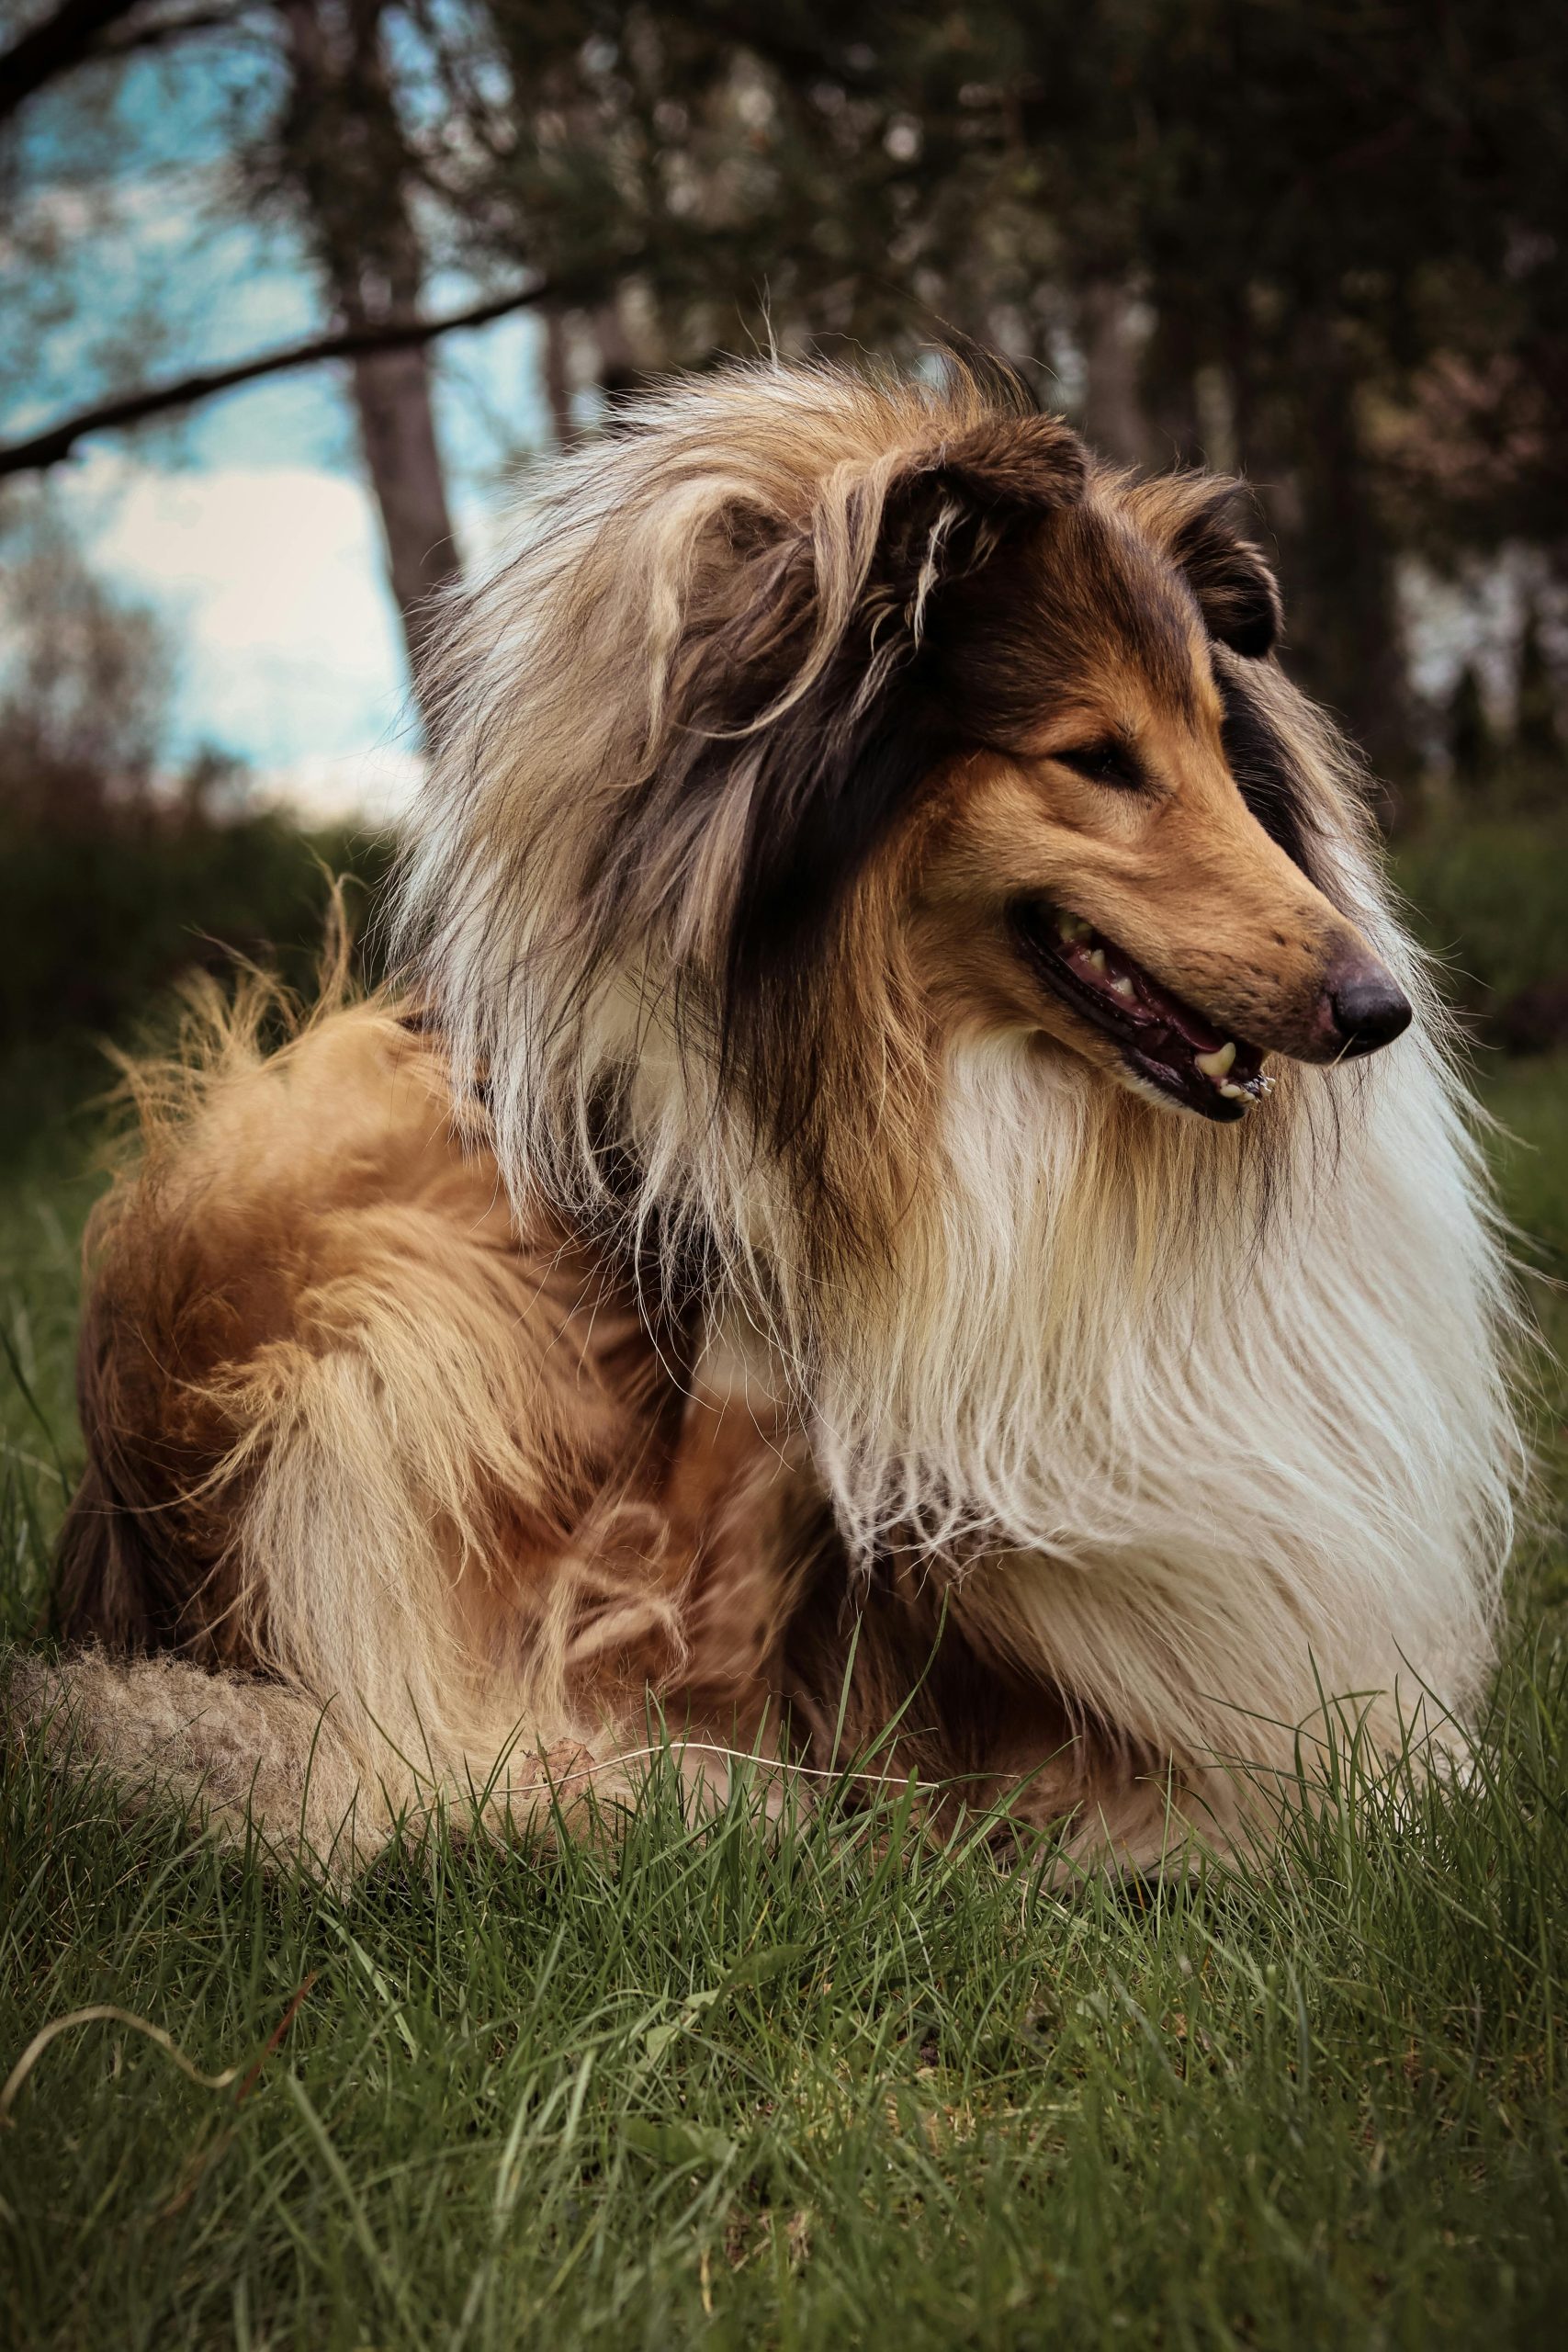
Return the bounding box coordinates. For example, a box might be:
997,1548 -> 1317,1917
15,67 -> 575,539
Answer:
0,0 -> 188,122
0,279 -> 578,477
95,5 -> 244,61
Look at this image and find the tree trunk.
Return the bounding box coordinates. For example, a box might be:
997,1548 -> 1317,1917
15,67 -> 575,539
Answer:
1077,283 -> 1155,468
278,0 -> 459,721
349,340 -> 457,663
1278,325 -> 1412,794
1215,308 -> 1411,800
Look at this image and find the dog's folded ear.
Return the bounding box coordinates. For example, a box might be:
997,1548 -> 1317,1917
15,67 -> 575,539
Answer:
1164,482 -> 1283,660
873,413 -> 1089,610
912,413 -> 1089,521
672,409 -> 1087,729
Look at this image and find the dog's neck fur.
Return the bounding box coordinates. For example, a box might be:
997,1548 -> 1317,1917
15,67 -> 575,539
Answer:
404,714 -> 1516,1634
607,988 -> 1515,1759
405,740 -> 1518,1770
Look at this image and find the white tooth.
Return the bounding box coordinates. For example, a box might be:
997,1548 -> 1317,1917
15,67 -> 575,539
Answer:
1218,1081 -> 1247,1101
1088,947 -> 1107,974
1194,1042 -> 1236,1080
1055,910 -> 1077,942
1111,975 -> 1135,1000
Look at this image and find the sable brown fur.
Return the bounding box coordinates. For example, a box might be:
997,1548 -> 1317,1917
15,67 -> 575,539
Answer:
18,356 -> 1520,1876
45,969 -> 786,1840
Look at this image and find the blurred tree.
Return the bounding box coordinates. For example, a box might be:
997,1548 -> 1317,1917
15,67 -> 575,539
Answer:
1515,603 -> 1564,772
0,492 -> 394,1056
261,0 -> 461,676
1447,663 -> 1495,795
3,0 -> 1564,773
0,507 -> 172,823
0,492 -> 256,824
0,0 -> 537,716
423,0 -> 1565,774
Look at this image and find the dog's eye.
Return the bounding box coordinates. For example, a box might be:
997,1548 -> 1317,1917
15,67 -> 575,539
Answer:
1052,741 -> 1145,792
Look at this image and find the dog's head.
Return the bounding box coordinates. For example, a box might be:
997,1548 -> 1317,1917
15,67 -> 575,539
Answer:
412,360 -> 1411,1244
683,397 -> 1406,1139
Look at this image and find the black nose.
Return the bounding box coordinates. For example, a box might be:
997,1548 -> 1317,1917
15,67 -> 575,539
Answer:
1329,968 -> 1413,1057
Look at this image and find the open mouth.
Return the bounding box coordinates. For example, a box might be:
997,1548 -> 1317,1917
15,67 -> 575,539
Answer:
1010,900 -> 1274,1124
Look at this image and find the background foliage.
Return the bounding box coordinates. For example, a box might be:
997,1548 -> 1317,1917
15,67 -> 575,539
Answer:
4,0 -> 1567,767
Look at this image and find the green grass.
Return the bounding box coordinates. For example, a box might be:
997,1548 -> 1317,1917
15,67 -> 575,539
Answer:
2,1048 -> 1565,2349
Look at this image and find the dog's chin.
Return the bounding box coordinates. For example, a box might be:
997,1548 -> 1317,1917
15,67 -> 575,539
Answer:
1009,899 -> 1275,1125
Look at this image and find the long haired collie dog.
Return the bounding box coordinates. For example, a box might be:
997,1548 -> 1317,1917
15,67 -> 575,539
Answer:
27,360 -> 1518,1872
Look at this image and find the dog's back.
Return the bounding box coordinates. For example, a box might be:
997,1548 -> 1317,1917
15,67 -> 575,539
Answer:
44,990 -> 704,1859
36,977 -> 857,1866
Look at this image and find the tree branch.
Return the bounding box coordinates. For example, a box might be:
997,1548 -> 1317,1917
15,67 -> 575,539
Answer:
0,0 -> 170,122
95,5 -> 245,61
0,280 -> 572,477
